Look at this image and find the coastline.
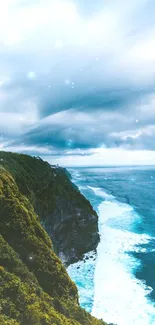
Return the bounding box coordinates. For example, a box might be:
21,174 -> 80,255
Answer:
68,166 -> 155,325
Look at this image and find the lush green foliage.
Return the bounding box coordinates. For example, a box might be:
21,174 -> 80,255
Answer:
0,151 -> 99,265
0,152 -> 106,325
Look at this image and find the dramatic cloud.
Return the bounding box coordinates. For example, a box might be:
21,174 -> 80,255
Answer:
0,0 -> 155,165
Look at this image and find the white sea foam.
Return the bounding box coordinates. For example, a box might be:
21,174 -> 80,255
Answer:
90,187 -> 155,325
87,186 -> 114,200
67,178 -> 155,324
67,251 -> 96,312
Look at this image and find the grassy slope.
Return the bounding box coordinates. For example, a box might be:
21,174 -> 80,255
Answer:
0,152 -> 106,325
0,151 -> 99,264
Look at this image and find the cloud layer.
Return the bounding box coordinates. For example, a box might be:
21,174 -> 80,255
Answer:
0,0 -> 155,165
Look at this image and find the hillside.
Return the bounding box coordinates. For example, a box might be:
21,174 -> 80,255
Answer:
0,151 -> 106,325
0,151 -> 99,265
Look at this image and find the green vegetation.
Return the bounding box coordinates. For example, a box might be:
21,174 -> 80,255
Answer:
0,152 -> 106,325
0,151 -> 99,265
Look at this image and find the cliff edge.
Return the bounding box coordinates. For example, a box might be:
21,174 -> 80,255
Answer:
0,151 -> 106,325
0,151 -> 99,265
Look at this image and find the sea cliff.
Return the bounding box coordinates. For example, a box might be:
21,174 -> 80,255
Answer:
0,151 -> 106,325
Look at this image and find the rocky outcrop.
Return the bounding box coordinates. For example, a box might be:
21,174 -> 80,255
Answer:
41,166 -> 99,265
0,151 -> 105,325
0,151 -> 99,265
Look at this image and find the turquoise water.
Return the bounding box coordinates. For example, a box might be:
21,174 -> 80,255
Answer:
67,166 -> 155,325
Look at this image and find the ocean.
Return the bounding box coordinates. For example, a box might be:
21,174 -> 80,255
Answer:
67,166 -> 155,325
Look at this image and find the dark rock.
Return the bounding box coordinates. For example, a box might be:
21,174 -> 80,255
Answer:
0,151 -> 105,325
0,151 -> 100,266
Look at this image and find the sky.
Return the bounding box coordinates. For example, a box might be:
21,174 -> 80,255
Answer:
0,0 -> 155,166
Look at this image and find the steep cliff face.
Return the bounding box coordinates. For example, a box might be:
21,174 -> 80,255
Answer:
0,151 -> 106,325
0,152 -> 99,265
